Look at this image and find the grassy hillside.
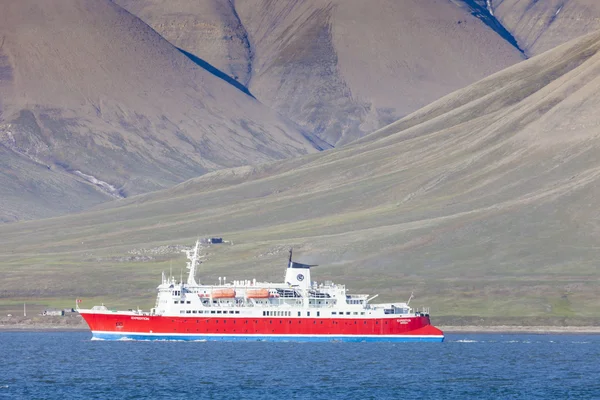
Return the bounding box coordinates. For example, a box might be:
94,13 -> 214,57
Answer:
2,30 -> 600,323
0,0 -> 323,222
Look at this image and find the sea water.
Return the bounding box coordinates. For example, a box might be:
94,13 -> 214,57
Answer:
0,332 -> 598,399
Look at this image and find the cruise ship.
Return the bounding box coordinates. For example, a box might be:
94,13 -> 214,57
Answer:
78,241 -> 444,342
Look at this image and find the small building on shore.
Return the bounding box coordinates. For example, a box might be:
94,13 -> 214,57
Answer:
42,309 -> 64,316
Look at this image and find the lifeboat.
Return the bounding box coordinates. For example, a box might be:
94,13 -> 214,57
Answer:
246,288 -> 271,299
210,288 -> 236,299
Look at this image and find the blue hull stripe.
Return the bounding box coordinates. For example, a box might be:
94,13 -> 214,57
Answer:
91,331 -> 444,343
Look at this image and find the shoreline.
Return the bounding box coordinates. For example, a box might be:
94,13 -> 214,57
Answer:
2,315 -> 599,334
439,326 -> 600,334
1,324 -> 599,334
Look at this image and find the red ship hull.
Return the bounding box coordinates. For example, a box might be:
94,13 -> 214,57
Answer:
80,312 -> 444,342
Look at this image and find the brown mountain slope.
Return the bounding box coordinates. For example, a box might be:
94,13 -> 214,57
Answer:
113,0 -> 254,87
0,0 -> 323,222
2,31 -> 600,319
114,0 -> 525,146
492,0 -> 600,56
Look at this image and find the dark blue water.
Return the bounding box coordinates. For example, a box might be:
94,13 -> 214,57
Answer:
0,332 -> 599,399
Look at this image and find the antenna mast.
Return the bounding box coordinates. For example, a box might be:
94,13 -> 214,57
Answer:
184,239 -> 202,285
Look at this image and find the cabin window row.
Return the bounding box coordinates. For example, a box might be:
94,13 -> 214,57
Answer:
179,310 -> 241,314
174,301 -> 191,304
332,311 -> 365,315
263,311 -> 292,317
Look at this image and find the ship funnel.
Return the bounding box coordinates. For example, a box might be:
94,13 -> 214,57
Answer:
285,249 -> 317,288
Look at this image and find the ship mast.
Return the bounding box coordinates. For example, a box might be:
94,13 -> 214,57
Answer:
185,239 -> 202,285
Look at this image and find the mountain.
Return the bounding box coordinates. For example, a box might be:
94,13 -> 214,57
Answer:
114,0 -> 525,146
491,0 -> 600,56
2,30 -> 600,320
0,0 -> 324,222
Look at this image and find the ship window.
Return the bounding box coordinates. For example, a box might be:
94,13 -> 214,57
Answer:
298,312 -> 301,317
230,311 -> 234,314
332,312 -> 336,315
186,311 -> 191,314
192,310 -> 197,314
217,311 -> 222,314
361,312 -> 365,315
317,312 -> 320,317
235,311 -> 240,314
307,312 -> 310,317
187,301 -> 191,304
174,301 -> 178,304
346,312 -> 351,315
211,311 -> 215,314
353,312 -> 358,315
263,311 -> 266,316
180,311 -> 185,314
